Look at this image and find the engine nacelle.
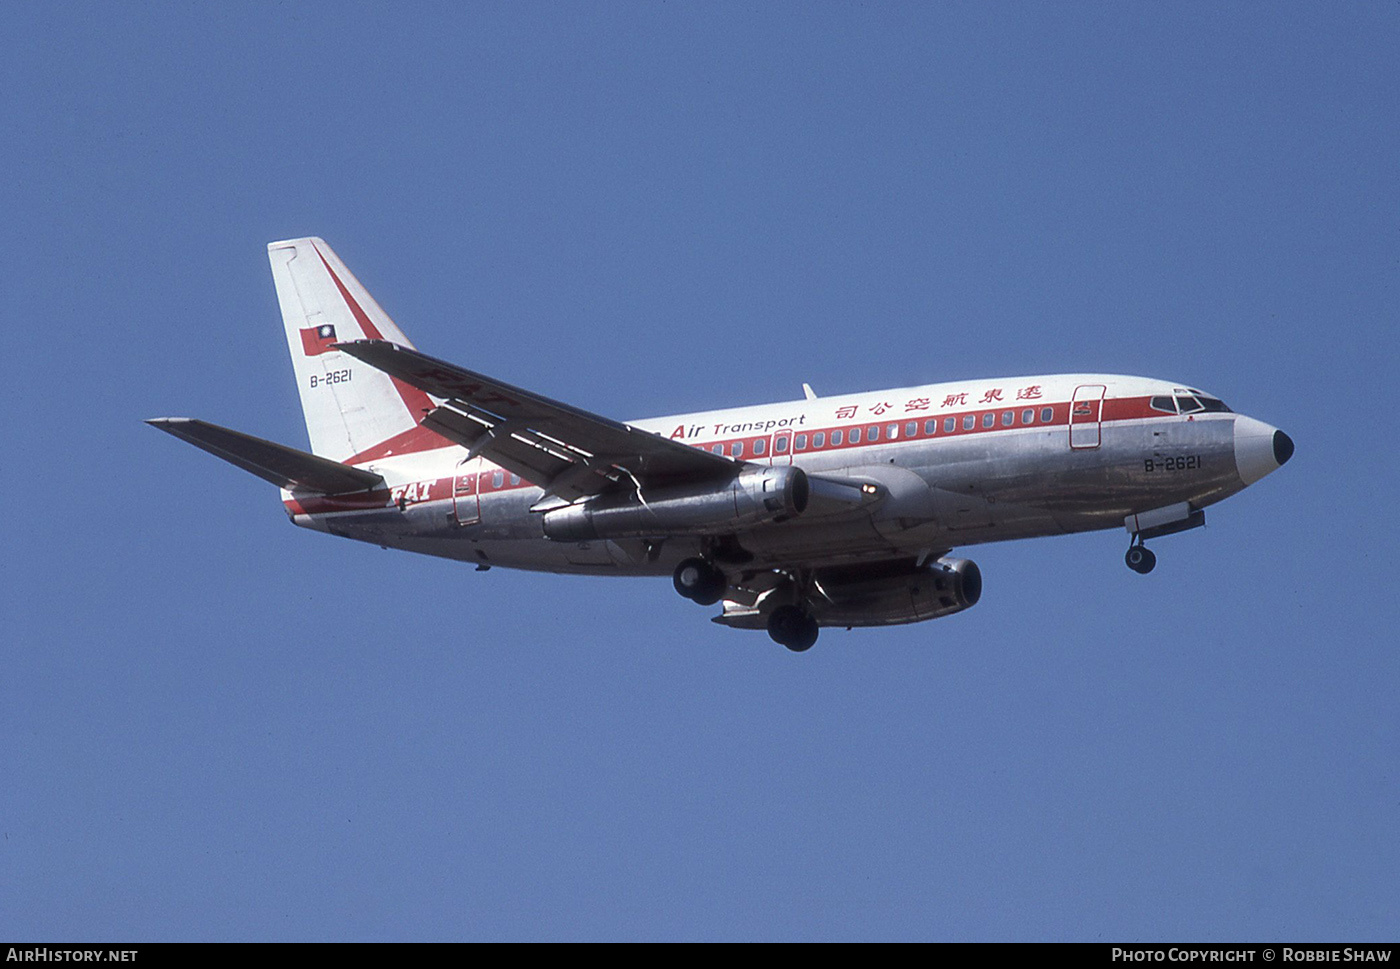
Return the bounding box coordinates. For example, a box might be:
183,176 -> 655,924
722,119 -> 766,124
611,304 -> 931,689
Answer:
542,466 -> 809,541
811,556 -> 982,627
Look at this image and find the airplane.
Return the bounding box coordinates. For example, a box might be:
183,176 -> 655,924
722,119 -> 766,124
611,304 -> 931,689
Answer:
149,237 -> 1294,652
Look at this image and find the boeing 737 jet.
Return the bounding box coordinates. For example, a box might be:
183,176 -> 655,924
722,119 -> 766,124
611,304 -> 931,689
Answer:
150,238 -> 1293,651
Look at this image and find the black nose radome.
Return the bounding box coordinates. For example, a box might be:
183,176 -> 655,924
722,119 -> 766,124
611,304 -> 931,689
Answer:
1273,430 -> 1295,467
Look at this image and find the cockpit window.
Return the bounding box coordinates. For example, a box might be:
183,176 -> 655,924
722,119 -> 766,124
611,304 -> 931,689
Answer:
1171,389 -> 1232,415
1150,396 -> 1177,414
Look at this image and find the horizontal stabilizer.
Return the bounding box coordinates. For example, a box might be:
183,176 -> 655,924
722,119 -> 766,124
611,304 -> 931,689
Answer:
147,418 -> 384,494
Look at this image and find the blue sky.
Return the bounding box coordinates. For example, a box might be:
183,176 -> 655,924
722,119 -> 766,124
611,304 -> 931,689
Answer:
3,2 -> 1396,941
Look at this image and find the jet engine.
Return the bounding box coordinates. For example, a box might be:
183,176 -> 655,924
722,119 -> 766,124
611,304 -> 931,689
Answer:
542,465 -> 809,541
810,556 -> 982,627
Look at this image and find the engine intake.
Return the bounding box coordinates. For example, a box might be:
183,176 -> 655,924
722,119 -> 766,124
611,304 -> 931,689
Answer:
543,466 -> 809,541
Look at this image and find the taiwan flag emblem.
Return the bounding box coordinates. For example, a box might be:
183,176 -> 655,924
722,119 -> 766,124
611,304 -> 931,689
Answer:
300,324 -> 338,356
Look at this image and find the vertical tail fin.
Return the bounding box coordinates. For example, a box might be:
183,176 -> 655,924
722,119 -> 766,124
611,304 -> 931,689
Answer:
267,237 -> 436,463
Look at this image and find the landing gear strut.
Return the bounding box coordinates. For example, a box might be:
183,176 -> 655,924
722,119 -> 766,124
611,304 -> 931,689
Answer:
1125,541 -> 1156,574
766,604 -> 819,652
673,557 -> 727,606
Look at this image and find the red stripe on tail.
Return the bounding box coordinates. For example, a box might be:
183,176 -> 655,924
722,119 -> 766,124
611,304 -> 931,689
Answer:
312,242 -> 437,423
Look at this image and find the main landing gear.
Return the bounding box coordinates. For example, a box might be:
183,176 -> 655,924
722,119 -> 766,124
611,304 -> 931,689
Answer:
765,604 -> 820,652
673,557 -> 726,606
673,557 -> 821,651
1125,541 -> 1157,575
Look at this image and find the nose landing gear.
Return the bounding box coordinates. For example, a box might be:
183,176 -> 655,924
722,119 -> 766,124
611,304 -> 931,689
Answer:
1125,542 -> 1156,574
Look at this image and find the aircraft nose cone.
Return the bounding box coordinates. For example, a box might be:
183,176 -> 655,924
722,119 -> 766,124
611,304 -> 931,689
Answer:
1234,416 -> 1292,485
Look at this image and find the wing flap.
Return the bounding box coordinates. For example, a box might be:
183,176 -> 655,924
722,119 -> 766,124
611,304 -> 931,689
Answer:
336,340 -> 736,499
422,401 -> 628,501
147,418 -> 385,494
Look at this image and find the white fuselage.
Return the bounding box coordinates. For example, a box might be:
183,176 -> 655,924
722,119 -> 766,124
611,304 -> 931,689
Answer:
283,372 -> 1285,576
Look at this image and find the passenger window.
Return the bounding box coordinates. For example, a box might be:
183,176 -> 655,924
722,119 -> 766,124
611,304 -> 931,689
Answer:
492,471 -> 504,488
1021,409 -> 1034,424
909,421 -> 920,437
962,415 -> 975,431
1001,411 -> 1014,426
982,412 -> 995,428
867,426 -> 879,442
775,436 -> 788,453
754,438 -> 766,456
850,428 -> 862,444
888,423 -> 899,439
795,433 -> 807,450
1041,407 -> 1053,423
944,417 -> 956,433
731,441 -> 743,457
924,419 -> 936,435
832,430 -> 843,446
813,432 -> 825,448
712,444 -> 724,454
511,474 -> 520,486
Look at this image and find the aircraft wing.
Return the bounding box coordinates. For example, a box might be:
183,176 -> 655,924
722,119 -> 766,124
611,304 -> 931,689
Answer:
335,340 -> 737,502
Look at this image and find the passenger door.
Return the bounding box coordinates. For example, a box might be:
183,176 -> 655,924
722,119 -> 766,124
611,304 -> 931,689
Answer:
1070,384 -> 1107,450
453,458 -> 482,525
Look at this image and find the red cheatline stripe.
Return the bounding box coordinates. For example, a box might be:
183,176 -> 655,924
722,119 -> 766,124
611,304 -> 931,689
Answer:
285,490 -> 393,515
354,395 -> 1180,472
288,396 -> 1213,518
680,396 -> 1170,457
